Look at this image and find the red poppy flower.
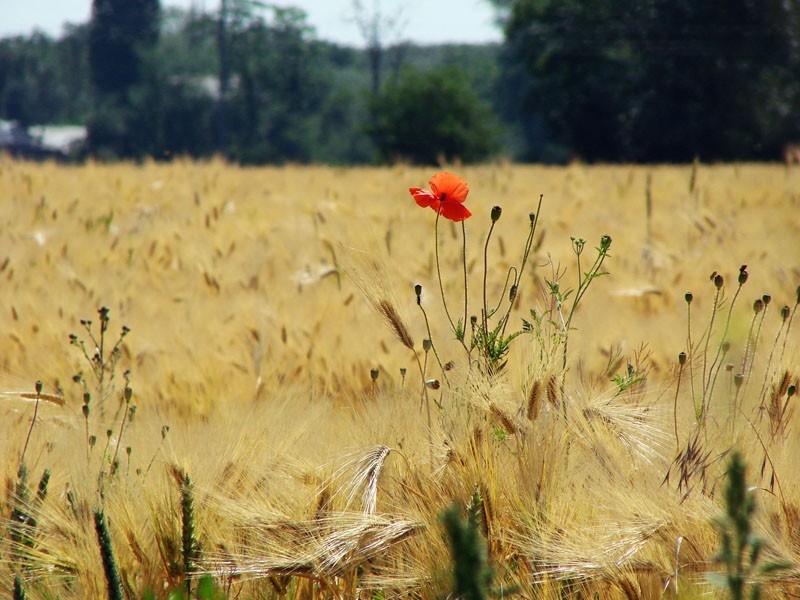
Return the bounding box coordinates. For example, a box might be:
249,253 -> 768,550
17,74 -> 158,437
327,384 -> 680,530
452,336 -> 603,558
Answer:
409,172 -> 471,222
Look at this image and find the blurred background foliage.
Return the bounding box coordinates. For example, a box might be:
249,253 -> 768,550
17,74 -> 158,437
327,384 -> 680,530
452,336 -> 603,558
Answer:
0,0 -> 798,164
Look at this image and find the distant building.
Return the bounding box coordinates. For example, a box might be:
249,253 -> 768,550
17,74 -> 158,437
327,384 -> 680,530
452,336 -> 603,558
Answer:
0,119 -> 86,160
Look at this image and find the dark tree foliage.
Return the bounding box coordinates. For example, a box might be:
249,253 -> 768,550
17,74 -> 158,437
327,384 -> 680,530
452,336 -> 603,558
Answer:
367,64 -> 499,165
504,0 -> 800,162
0,28 -> 91,126
88,0 -> 160,94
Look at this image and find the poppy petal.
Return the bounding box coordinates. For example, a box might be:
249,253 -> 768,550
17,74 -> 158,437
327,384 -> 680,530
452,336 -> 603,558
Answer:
440,202 -> 472,222
429,172 -> 469,204
410,187 -> 438,209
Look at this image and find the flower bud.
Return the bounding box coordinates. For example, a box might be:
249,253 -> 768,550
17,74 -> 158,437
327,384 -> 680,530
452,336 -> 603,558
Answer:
753,299 -> 764,314
738,265 -> 748,285
491,206 -> 502,222
370,368 -> 379,381
713,273 -> 724,289
678,351 -> 687,366
762,294 -> 771,307
685,292 -> 693,304
781,305 -> 790,321
422,339 -> 432,352
35,380 -> 43,394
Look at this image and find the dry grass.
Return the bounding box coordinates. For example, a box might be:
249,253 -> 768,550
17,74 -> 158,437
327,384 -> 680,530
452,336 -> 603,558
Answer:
0,156 -> 799,598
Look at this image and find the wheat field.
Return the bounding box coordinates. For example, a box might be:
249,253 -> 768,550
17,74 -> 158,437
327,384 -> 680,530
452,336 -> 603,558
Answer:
1,157 -> 799,598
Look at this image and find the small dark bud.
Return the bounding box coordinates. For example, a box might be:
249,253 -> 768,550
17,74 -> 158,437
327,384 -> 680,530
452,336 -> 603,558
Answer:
83,392 -> 90,405
725,363 -> 733,372
106,429 -> 113,439
89,435 -> 97,447
490,206 -> 502,222
399,367 -> 407,378
422,339 -> 432,352
713,274 -> 724,289
470,315 -> 478,326
753,299 -> 764,314
72,374 -> 81,383
600,234 -> 612,251
781,305 -> 791,321
121,325 -> 130,335
414,284 -> 422,305
425,379 -> 441,390
509,284 -> 518,302
98,306 -> 110,320
124,386 -> 133,402
734,373 -> 744,388
128,406 -> 136,422
82,404 -> 90,418
529,212 -> 536,224
126,446 -> 132,456
35,380 -> 43,394
678,351 -> 687,366
370,368 -> 379,381
738,265 -> 748,285
685,292 -> 693,304
762,294 -> 771,306
721,341 -> 730,353
788,385 -> 796,398
69,333 -> 78,343
444,361 -> 455,371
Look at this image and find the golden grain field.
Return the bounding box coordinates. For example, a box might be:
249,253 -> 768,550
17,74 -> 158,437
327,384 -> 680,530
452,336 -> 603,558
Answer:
1,157 -> 799,598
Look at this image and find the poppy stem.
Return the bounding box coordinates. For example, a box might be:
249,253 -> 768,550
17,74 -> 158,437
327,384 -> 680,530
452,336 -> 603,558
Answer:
434,210 -> 457,335
482,219 -> 497,367
461,221 -> 468,347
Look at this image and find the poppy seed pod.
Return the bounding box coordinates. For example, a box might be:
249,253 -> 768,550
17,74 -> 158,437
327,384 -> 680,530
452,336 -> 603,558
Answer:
685,292 -> 693,304
738,265 -> 748,285
491,206 -> 502,222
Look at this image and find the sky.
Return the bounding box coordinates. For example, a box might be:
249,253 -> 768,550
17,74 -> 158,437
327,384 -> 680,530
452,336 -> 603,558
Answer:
3,0 -> 504,47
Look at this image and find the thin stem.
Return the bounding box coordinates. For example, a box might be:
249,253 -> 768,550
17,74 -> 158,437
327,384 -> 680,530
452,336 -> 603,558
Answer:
21,391 -> 42,466
701,285 -> 722,407
434,211 -> 457,334
482,220 -> 497,365
674,360 -> 685,450
417,303 -> 448,385
705,281 -> 742,399
687,301 -> 698,418
461,221 -> 468,344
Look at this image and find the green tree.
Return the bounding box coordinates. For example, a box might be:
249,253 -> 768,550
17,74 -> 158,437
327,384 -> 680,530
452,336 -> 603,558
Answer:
88,0 -> 159,94
502,0 -> 800,162
367,64 -> 499,164
224,7 -> 335,163
87,0 -> 160,158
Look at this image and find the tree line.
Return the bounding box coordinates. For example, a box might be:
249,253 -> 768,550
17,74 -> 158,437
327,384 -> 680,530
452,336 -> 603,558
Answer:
1,0 -> 798,164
